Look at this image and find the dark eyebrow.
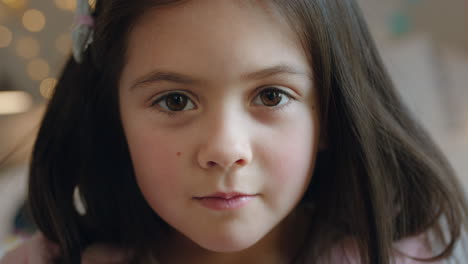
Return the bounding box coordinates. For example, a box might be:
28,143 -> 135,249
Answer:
130,71 -> 202,91
129,64 -> 312,91
240,65 -> 312,82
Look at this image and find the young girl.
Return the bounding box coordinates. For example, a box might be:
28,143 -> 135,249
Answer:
2,0 -> 468,263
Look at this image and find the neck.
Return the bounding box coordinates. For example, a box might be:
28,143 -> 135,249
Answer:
154,206 -> 312,264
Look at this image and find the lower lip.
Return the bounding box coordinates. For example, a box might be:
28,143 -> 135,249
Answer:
194,195 -> 256,211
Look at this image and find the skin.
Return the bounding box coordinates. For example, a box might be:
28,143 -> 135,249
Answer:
119,0 -> 322,263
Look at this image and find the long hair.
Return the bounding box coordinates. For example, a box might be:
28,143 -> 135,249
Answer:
28,0 -> 468,263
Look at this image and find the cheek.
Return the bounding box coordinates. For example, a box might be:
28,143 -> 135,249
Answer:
124,127 -> 185,196
276,134 -> 314,184
263,114 -> 318,190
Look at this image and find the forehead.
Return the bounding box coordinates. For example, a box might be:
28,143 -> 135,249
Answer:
120,0 -> 311,87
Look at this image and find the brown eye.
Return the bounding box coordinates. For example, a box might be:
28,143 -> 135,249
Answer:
153,92 -> 196,112
166,93 -> 187,111
253,87 -> 291,107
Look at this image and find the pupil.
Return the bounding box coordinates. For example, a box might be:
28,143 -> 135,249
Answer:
166,94 -> 187,111
262,90 -> 281,106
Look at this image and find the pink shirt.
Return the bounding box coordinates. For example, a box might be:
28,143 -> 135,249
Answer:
326,234 -> 443,264
0,233 -> 445,263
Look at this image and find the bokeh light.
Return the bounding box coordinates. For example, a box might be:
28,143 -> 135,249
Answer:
88,0 -> 96,9
2,0 -> 27,9
22,9 -> 46,32
0,25 -> 12,48
0,91 -> 33,115
55,33 -> 72,55
26,58 -> 50,81
54,0 -> 95,11
15,36 -> 40,59
54,0 -> 76,11
40,78 -> 57,99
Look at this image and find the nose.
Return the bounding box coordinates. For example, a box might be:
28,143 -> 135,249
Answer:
197,112 -> 252,171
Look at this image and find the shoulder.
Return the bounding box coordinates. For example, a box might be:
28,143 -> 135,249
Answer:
325,234 -> 443,264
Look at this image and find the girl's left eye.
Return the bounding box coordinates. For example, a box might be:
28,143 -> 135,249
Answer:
252,87 -> 292,107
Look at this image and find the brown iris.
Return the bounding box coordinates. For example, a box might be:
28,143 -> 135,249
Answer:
260,89 -> 283,106
165,93 -> 188,111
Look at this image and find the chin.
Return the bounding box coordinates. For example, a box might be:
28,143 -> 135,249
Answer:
193,232 -> 263,253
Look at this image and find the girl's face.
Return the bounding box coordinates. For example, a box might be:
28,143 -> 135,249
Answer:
119,0 -> 321,253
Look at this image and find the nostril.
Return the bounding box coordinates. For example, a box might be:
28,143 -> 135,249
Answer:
205,159 -> 246,169
236,159 -> 246,166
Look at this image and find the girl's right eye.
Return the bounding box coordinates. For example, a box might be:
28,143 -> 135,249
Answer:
151,92 -> 196,113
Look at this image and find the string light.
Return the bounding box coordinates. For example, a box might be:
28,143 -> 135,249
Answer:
40,78 -> 57,99
16,36 -> 40,59
22,9 -> 46,32
26,58 -> 50,80
0,25 -> 12,48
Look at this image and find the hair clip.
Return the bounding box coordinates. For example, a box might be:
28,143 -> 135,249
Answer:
73,186 -> 87,216
72,0 -> 94,63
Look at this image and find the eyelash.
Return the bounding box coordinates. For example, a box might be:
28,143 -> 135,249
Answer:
150,87 -> 295,118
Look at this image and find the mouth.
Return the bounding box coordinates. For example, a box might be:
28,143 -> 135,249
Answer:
193,192 -> 257,211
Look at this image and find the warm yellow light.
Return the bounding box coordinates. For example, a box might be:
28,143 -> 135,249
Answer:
88,0 -> 96,9
0,91 -> 33,115
54,0 -> 76,11
22,9 -> 46,32
54,0 -> 95,12
0,25 -> 12,48
55,33 -> 71,55
40,78 -> 57,99
2,0 -> 27,9
26,58 -> 50,81
16,36 -> 40,59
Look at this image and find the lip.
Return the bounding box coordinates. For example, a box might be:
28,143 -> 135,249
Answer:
193,192 -> 257,211
200,192 -> 252,199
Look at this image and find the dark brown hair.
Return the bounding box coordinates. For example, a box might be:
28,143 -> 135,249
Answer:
28,0 -> 468,263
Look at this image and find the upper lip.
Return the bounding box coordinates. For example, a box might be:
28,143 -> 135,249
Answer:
194,192 -> 255,199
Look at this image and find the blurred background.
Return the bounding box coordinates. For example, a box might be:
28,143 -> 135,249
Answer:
0,0 -> 467,257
